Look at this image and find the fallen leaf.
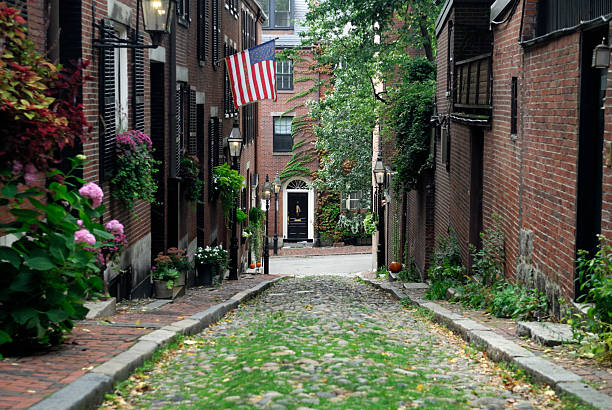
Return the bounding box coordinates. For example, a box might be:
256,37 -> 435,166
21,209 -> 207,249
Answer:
416,384 -> 423,392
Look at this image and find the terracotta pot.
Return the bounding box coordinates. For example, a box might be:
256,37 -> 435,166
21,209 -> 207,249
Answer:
256,261 -> 262,268
389,261 -> 402,273
249,263 -> 255,269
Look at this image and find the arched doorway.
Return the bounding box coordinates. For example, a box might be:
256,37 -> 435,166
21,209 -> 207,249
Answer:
283,178 -> 314,241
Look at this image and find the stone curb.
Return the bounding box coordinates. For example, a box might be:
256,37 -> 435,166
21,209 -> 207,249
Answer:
359,275 -> 612,410
28,277 -> 283,410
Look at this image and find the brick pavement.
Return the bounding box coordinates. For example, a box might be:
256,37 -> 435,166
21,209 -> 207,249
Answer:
0,274 -> 278,410
274,244 -> 371,257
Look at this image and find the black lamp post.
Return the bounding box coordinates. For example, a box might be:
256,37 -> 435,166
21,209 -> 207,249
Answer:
262,176 -> 272,275
374,154 -> 386,270
94,0 -> 175,49
228,117 -> 243,280
272,173 -> 281,255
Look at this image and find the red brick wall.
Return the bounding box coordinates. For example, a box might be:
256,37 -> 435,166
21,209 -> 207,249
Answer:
602,24 -> 612,239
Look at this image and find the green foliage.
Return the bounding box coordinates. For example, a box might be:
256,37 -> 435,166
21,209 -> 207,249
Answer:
469,214 -> 505,286
111,130 -> 160,211
212,164 -> 245,222
488,282 -> 548,321
426,280 -> 454,300
0,158 -> 112,351
572,235 -> 612,361
398,257 -> 421,282
181,155 -> 204,203
236,208 -> 247,223
315,192 -> 343,243
428,229 -> 464,283
389,75 -> 436,191
246,207 -> 266,263
279,125 -> 317,182
362,212 -> 377,235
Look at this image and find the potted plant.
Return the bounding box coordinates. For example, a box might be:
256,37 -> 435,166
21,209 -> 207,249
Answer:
152,254 -> 181,298
166,247 -> 193,286
194,245 -> 228,286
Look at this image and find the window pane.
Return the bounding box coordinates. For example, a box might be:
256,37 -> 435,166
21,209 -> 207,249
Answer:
261,0 -> 269,26
275,11 -> 290,27
275,0 -> 289,12
273,116 -> 293,152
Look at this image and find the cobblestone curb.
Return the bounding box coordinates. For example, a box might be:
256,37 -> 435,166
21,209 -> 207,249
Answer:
29,277 -> 284,410
359,275 -> 612,410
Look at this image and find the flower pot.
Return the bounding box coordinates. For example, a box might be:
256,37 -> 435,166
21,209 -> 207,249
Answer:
389,262 -> 402,273
196,263 -> 217,286
176,271 -> 186,287
154,280 -> 173,299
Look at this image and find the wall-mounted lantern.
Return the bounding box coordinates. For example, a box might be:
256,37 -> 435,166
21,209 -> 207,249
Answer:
592,38 -> 610,69
95,0 -> 175,49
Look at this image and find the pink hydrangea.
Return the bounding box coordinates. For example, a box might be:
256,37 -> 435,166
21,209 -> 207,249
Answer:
105,219 -> 124,235
79,182 -> 104,208
77,219 -> 84,228
24,163 -> 38,185
74,229 -> 96,245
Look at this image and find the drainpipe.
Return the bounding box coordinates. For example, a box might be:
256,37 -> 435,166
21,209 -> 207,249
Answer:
47,0 -> 59,64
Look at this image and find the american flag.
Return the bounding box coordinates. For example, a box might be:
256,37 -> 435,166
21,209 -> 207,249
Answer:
225,40 -> 277,108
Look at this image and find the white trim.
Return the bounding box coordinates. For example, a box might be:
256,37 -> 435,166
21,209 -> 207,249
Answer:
282,177 -> 314,240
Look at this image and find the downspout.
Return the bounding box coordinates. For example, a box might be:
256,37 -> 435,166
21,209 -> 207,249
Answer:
47,0 -> 59,64
169,16 -> 177,178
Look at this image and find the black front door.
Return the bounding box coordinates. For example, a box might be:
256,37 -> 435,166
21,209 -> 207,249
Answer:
287,192 -> 308,240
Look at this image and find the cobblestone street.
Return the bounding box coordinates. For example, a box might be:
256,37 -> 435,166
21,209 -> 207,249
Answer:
103,277 -> 576,409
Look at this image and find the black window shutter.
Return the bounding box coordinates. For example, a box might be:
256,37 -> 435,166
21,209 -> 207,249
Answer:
133,31 -> 145,132
197,0 -> 206,62
212,0 -> 219,70
189,88 -> 197,155
208,117 -> 215,202
217,118 -> 224,165
175,84 -> 184,176
99,19 -> 116,181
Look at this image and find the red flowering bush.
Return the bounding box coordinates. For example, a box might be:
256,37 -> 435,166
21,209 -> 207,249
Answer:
0,4 -> 90,182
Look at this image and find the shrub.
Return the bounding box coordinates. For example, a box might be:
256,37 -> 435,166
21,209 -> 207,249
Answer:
111,130 -> 160,211
573,235 -> 612,361
488,282 -> 548,320
470,214 -> 505,286
0,160 -> 118,351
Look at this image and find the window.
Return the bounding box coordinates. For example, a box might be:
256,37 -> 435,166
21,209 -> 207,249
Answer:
114,24 -> 128,132
344,191 -> 367,210
273,116 -> 293,152
225,0 -> 238,17
261,0 -> 292,29
177,0 -> 190,24
511,77 -> 518,135
276,60 -> 293,90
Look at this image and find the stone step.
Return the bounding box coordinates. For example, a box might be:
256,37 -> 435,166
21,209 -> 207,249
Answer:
516,321 -> 575,346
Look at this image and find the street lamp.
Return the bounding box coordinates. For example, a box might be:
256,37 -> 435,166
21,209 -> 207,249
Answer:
95,0 -> 175,49
272,173 -> 281,255
228,116 -> 242,280
262,176 -> 272,275
592,38 -> 611,69
373,154 -> 386,270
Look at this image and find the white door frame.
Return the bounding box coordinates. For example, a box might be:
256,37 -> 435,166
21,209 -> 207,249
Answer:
283,178 -> 314,240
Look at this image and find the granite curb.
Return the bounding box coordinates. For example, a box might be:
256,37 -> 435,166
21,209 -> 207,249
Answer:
359,275 -> 612,410
29,276 -> 284,410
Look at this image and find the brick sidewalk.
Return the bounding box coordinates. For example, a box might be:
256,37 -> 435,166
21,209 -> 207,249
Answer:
0,274 -> 278,410
274,245 -> 371,257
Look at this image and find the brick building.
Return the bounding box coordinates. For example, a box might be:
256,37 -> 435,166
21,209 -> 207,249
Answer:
258,0 -> 321,248
3,0 -> 264,298
407,0 -> 612,314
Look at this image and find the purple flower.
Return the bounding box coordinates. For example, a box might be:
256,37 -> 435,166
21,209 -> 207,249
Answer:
77,219 -> 84,228
105,219 -> 124,235
79,182 -> 104,208
24,163 -> 38,185
74,229 -> 96,245
12,161 -> 23,176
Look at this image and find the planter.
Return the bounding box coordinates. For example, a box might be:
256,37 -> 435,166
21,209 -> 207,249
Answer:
196,263 -> 218,286
154,279 -> 174,299
176,271 -> 186,287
